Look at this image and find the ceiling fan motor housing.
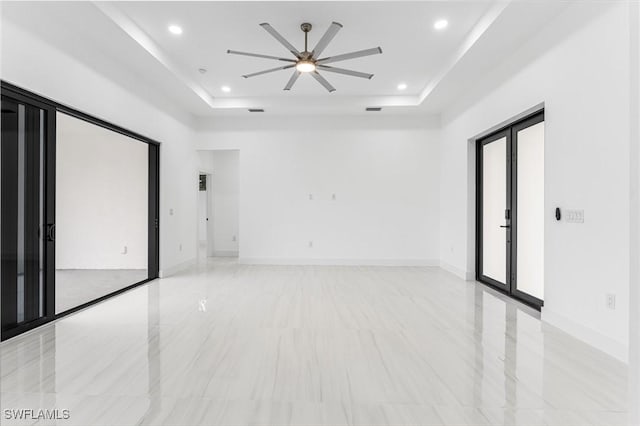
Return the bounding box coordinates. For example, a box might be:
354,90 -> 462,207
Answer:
299,51 -> 314,61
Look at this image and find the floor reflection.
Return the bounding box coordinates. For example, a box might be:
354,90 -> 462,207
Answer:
504,303 -> 517,426
55,269 -> 148,314
0,261 -> 630,425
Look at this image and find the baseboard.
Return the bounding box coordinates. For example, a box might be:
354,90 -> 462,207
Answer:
541,308 -> 628,363
238,258 -> 439,267
159,257 -> 196,278
439,260 -> 474,280
213,250 -> 239,257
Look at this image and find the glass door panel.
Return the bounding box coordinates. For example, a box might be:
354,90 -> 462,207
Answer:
514,121 -> 545,301
55,112 -> 149,314
481,135 -> 509,288
1,95 -> 51,338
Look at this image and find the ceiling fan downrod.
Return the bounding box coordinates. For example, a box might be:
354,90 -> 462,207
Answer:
301,22 -> 312,52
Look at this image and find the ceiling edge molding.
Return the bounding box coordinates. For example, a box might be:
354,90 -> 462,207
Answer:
417,0 -> 511,105
93,1 -> 216,109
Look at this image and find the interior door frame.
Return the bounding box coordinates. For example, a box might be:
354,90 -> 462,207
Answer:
1,80 -> 161,340
475,109 -> 545,310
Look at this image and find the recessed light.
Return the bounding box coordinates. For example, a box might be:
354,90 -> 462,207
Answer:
168,25 -> 183,35
366,107 -> 382,112
221,86 -> 231,93
397,83 -> 407,91
434,19 -> 448,30
248,108 -> 264,113
198,68 -> 207,74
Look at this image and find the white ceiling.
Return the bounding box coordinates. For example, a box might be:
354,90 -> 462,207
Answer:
112,1 -> 492,97
2,1 -> 573,117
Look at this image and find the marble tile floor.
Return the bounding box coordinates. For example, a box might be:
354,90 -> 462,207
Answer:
0,259 -> 628,425
55,269 -> 149,314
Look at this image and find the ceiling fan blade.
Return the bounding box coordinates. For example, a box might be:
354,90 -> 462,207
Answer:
317,47 -> 383,64
310,71 -> 336,93
311,21 -> 342,58
316,65 -> 373,79
259,23 -> 300,58
242,64 -> 295,79
283,70 -> 301,91
227,50 -> 296,62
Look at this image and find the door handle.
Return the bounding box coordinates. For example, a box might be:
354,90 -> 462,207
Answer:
499,225 -> 510,228
46,224 -> 56,241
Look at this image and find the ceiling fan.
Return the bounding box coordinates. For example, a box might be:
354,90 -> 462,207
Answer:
227,22 -> 382,92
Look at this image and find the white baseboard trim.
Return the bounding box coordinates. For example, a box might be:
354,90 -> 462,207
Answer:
238,258 -> 439,267
439,261 -> 474,280
159,257 -> 196,278
213,250 -> 239,257
542,308 -> 628,363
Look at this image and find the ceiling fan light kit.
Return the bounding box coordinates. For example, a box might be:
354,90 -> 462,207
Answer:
228,21 -> 382,92
296,60 -> 316,73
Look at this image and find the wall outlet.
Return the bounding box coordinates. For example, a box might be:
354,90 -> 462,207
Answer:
179,243 -> 183,251
169,208 -> 174,216
308,241 -> 313,248
232,235 -> 237,242
606,293 -> 616,310
332,193 -> 336,201
565,209 -> 584,223
308,194 -> 313,201
121,245 -> 128,255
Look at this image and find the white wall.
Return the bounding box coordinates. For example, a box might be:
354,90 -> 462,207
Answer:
439,2 -> 631,360
196,115 -> 440,265
56,112 -> 148,269
211,150 -> 240,256
1,19 -> 200,276
628,2 -> 640,421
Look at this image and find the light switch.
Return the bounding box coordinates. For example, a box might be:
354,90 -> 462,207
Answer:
565,209 -> 584,223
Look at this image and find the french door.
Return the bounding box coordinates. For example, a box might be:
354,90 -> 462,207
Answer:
477,111 -> 545,308
1,92 -> 56,339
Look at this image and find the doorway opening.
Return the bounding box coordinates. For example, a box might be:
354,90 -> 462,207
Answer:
197,150 -> 240,259
476,110 -> 545,309
198,173 -> 213,259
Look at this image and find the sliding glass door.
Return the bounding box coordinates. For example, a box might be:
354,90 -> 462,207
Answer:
54,112 -> 150,314
1,93 -> 56,339
477,111 -> 545,308
1,82 -> 160,340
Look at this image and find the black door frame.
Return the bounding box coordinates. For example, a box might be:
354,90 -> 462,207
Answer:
476,128 -> 512,294
476,109 -> 545,310
1,81 -> 160,340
